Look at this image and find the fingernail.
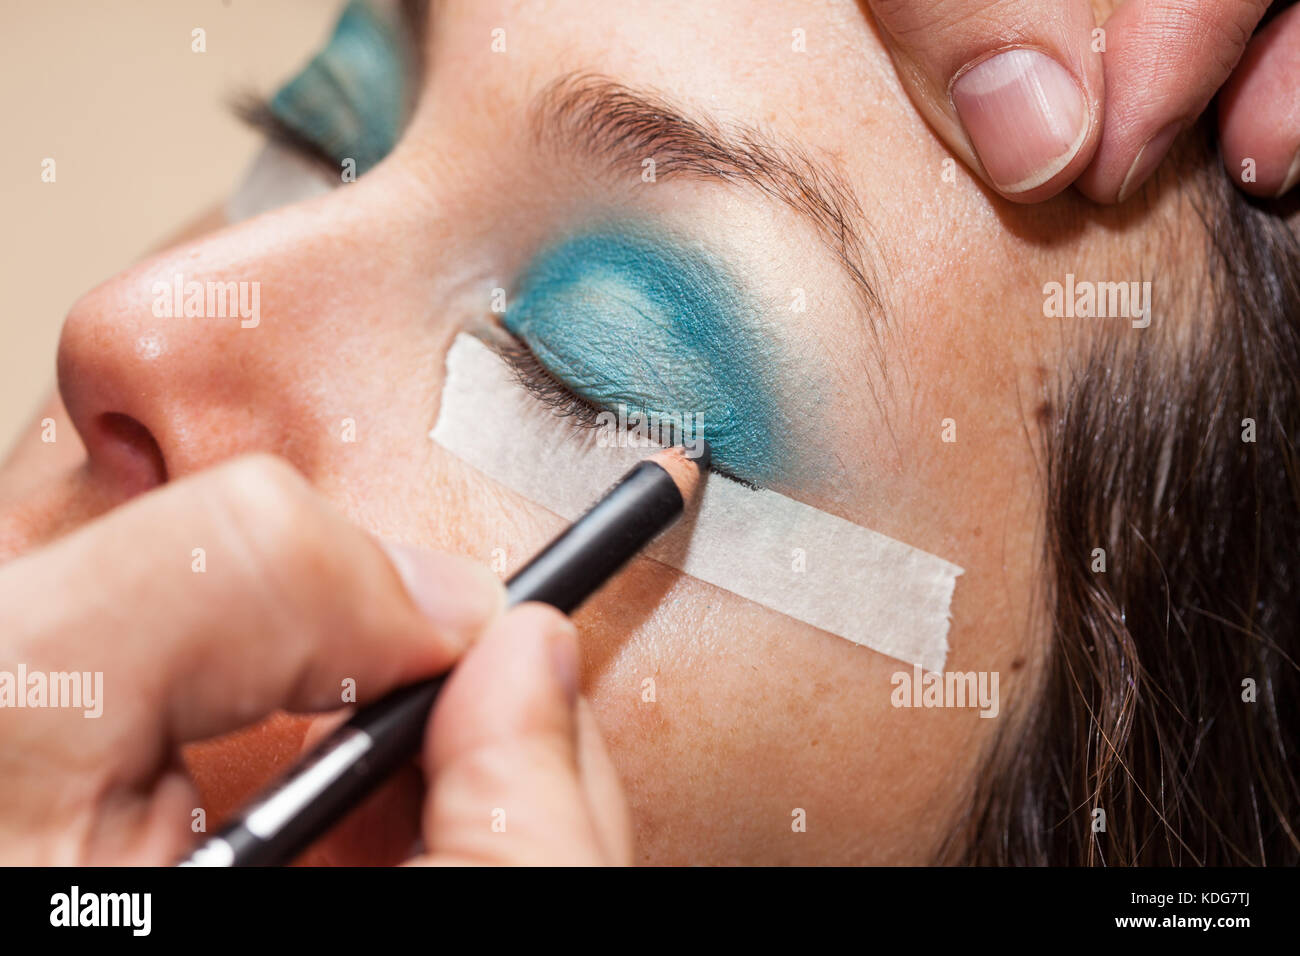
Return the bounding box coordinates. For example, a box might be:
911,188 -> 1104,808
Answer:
952,48 -> 1088,194
1118,122 -> 1181,203
379,541 -> 504,644
1278,148 -> 1300,198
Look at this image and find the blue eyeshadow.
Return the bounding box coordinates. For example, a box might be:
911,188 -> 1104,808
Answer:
269,0 -> 409,175
503,227 -> 789,485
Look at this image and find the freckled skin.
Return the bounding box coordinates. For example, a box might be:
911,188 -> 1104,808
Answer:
2,0 -> 1196,864
504,228 -> 790,486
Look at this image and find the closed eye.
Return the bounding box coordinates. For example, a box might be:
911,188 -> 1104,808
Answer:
490,334 -> 608,433
492,226 -> 788,488
491,330 -> 745,484
231,0 -> 420,178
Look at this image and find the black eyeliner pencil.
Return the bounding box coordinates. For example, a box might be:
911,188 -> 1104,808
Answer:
178,443 -> 708,867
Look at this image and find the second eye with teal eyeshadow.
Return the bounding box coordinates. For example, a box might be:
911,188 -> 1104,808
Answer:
503,227 -> 790,486
268,0 -> 411,175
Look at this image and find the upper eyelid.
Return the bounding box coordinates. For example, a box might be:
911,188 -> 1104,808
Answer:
529,72 -> 885,320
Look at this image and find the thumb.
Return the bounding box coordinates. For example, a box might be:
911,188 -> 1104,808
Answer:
418,603 -> 611,865
868,0 -> 1103,201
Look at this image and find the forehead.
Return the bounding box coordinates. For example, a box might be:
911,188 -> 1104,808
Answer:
413,0 -> 906,160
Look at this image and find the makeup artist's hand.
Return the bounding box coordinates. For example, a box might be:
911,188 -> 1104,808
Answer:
411,603 -> 634,867
865,0 -> 1300,201
0,454 -> 630,865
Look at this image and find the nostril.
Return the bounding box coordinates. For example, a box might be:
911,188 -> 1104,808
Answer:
94,412 -> 168,496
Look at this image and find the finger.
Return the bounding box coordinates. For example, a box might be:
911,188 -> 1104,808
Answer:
1075,0 -> 1271,203
419,603 -> 611,865
575,698 -> 634,866
868,0 -> 1104,201
1218,3 -> 1300,198
0,454 -> 503,792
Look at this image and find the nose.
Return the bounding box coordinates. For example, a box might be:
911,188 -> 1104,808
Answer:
55,186 -> 420,498
55,293 -> 170,498
57,241 -> 280,497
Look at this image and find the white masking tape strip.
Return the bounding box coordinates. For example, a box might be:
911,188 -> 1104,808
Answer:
431,333 -> 963,672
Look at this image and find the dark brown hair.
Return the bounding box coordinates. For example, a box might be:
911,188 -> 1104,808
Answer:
948,117 -> 1300,864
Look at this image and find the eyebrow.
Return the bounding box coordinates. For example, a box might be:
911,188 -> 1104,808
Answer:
529,73 -> 883,316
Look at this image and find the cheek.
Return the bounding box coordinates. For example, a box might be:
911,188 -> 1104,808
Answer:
576,562 -> 993,864
182,713 -> 314,825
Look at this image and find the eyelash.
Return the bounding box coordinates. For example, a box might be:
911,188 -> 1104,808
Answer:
491,334 -> 611,432
231,95 -> 342,177
492,329 -> 732,480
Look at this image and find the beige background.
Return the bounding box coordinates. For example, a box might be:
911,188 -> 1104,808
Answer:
0,0 -> 339,456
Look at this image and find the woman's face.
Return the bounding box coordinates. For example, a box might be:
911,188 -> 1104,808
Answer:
46,0 -> 1169,863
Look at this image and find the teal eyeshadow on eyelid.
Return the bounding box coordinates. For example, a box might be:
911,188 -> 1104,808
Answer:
269,0 -> 408,174
503,229 -> 789,486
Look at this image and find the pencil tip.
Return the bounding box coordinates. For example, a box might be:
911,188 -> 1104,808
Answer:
650,444 -> 710,503
694,439 -> 711,472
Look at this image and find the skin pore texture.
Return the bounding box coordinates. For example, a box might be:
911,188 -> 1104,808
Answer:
0,0 -> 1203,864
503,227 -> 789,485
